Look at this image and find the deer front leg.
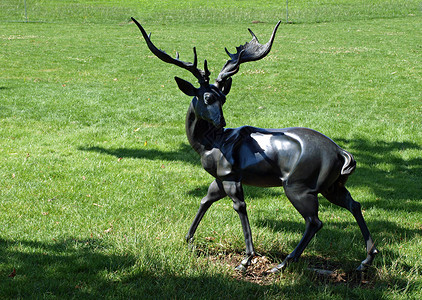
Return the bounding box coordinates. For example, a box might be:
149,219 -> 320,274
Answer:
223,181 -> 256,272
186,179 -> 227,243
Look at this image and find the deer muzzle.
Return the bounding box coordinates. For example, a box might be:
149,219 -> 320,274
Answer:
213,117 -> 226,129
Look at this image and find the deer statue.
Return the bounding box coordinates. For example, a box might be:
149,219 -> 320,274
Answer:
131,17 -> 378,273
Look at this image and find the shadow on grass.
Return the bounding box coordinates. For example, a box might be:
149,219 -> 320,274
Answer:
0,236 -> 390,298
255,216 -> 419,258
252,216 -> 419,293
333,138 -> 421,213
79,143 -> 198,165
187,183 -> 283,199
81,137 -> 420,209
0,237 -> 279,299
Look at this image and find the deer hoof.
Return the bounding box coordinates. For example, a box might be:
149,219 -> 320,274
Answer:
356,263 -> 369,272
270,263 -> 285,273
356,249 -> 378,272
270,258 -> 290,273
235,264 -> 248,272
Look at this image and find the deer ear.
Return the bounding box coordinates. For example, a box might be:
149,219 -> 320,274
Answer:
174,77 -> 197,96
220,77 -> 232,96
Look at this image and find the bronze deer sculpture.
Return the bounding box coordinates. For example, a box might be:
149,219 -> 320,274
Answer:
131,17 -> 378,273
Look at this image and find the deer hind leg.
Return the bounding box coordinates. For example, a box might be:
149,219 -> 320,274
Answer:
186,179 -> 227,243
222,180 -> 256,272
271,186 -> 322,273
322,183 -> 379,271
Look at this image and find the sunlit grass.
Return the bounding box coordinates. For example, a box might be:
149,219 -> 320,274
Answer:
1,0 -> 421,298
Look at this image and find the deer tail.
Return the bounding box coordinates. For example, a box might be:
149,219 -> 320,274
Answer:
340,150 -> 356,176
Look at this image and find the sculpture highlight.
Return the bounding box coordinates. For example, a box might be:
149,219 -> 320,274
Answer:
131,17 -> 378,273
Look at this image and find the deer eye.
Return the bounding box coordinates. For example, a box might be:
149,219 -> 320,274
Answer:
203,93 -> 213,104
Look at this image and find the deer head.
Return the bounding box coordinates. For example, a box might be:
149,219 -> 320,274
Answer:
131,17 -> 280,128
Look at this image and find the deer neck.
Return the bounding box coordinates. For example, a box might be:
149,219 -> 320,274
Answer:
185,100 -> 224,155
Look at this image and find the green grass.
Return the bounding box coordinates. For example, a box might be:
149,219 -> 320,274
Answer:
1,0 -> 421,299
1,0 -> 420,24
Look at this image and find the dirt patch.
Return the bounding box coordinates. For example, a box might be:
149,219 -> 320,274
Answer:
206,252 -> 377,287
207,253 -> 278,285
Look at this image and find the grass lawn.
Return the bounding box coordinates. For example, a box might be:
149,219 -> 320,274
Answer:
0,0 -> 421,298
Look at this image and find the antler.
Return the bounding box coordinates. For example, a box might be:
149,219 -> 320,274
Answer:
131,17 -> 211,85
216,21 -> 281,87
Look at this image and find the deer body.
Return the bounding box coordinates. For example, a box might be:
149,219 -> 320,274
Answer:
132,18 -> 378,272
186,102 -> 348,190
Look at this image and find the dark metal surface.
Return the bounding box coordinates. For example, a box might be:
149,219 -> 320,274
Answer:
132,18 -> 378,272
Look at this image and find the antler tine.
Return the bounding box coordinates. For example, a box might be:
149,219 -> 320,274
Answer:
192,47 -> 198,68
248,28 -> 259,42
216,21 -> 281,85
216,50 -> 245,83
204,60 -> 211,78
131,17 -> 210,85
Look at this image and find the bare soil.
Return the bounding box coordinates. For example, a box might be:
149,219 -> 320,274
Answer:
206,252 -> 377,287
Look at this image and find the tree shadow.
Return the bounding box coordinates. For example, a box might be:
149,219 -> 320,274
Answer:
0,237 -> 135,298
79,143 -> 198,165
80,137 -> 420,212
255,216 -> 419,251
0,237 -> 278,299
56,136 -> 421,296
191,215 -> 412,294
187,184 -> 283,199
253,217 -> 417,284
334,138 -> 421,211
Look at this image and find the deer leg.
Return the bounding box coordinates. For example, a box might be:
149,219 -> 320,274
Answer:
186,179 -> 227,243
223,181 -> 256,272
322,185 -> 378,271
271,188 -> 322,273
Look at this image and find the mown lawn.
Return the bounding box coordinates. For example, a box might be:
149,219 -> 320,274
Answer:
1,1 -> 421,299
